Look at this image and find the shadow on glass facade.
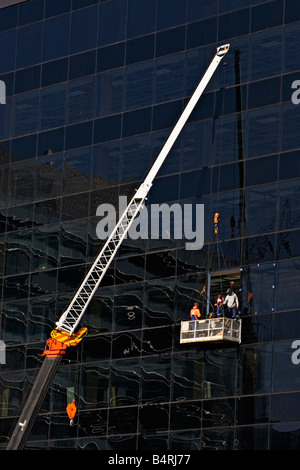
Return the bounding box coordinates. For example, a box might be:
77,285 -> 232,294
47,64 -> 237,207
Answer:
0,0 -> 300,451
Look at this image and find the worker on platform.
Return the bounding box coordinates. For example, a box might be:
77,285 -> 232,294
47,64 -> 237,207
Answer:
223,288 -> 239,318
190,302 -> 201,321
214,293 -> 224,317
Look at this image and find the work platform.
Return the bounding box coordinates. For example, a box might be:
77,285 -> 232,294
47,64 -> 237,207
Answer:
180,318 -> 242,344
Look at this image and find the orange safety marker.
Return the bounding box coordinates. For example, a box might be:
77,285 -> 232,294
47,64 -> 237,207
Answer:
66,398 -> 77,426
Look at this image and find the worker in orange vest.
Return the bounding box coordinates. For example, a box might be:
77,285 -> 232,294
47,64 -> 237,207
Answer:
190,302 -> 201,320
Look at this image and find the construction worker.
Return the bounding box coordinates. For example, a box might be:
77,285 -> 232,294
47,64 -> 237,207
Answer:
223,288 -> 239,318
190,302 -> 201,320
214,293 -> 224,317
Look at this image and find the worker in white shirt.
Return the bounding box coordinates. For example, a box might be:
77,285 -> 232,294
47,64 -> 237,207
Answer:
223,288 -> 239,318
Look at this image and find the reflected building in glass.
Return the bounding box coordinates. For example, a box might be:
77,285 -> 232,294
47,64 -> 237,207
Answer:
0,0 -> 300,451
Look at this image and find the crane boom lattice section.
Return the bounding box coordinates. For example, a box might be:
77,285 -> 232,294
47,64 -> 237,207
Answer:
56,198 -> 144,335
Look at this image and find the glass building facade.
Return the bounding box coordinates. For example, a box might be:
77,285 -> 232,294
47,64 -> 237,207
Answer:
0,0 -> 300,451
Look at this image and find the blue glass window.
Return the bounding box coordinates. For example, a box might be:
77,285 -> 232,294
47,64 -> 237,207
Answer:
37,128 -> 65,157
122,107 -> 151,138
181,120 -> 213,170
36,153 -> 63,200
13,90 -> 39,137
126,35 -> 154,65
97,42 -> 125,72
127,0 -> 156,38
41,58 -> 68,87
157,0 -> 186,30
250,28 -> 282,80
279,180 -> 300,231
187,18 -> 217,49
91,140 -> 121,189
99,0 -> 127,46
18,0 -> 44,26
125,61 -> 153,110
0,29 -> 16,74
219,0 -> 250,13
247,106 -> 280,158
69,50 -> 96,80
40,84 -> 67,131
187,0 -> 218,21
67,77 -> 95,124
43,14 -> 70,61
218,8 -> 250,41
281,102 -> 300,152
0,5 -> 17,31
0,97 -> 12,141
70,6 -> 98,54
155,54 -> 184,104
156,27 -> 185,58
186,48 -> 217,96
11,134 -> 37,161
213,114 -> 246,165
121,134 -> 151,182
284,23 -> 300,73
251,0 -> 283,33
151,128 -> 181,176
94,114 -> 122,143
63,147 -> 92,195
16,22 -> 43,69
95,69 -> 124,117
45,0 -> 71,17
65,121 -> 93,150
15,66 -> 40,94
246,184 -> 277,236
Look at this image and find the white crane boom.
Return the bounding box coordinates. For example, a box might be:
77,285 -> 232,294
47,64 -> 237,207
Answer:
6,44 -> 229,451
55,44 -> 230,336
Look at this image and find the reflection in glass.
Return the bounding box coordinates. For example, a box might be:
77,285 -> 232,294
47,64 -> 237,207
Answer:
141,356 -> 171,404
125,61 -> 153,110
250,28 -> 282,80
13,91 -> 39,137
63,147 -> 91,195
67,77 -> 94,125
80,363 -> 109,409
95,69 -> 124,117
36,153 -> 63,200
110,359 -> 140,406
155,54 -> 184,104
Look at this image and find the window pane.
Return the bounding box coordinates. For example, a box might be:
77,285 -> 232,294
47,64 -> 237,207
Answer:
67,77 -> 94,124
279,180 -> 300,231
246,184 -> 277,236
40,84 -> 66,131
155,54 -> 184,104
36,153 -> 63,200
91,140 -> 121,189
250,29 -> 282,80
281,102 -> 300,152
43,14 -> 70,61
284,23 -> 300,73
0,30 -> 16,74
16,22 -> 43,69
247,106 -> 280,158
121,134 -> 151,182
157,0 -> 186,29
99,0 -> 127,46
70,6 -> 98,54
127,0 -> 156,38
95,69 -> 124,117
125,61 -> 153,110
63,147 -> 92,195
13,90 -> 39,137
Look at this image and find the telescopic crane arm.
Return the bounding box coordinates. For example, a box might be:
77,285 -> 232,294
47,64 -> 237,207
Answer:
6,44 -> 229,450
